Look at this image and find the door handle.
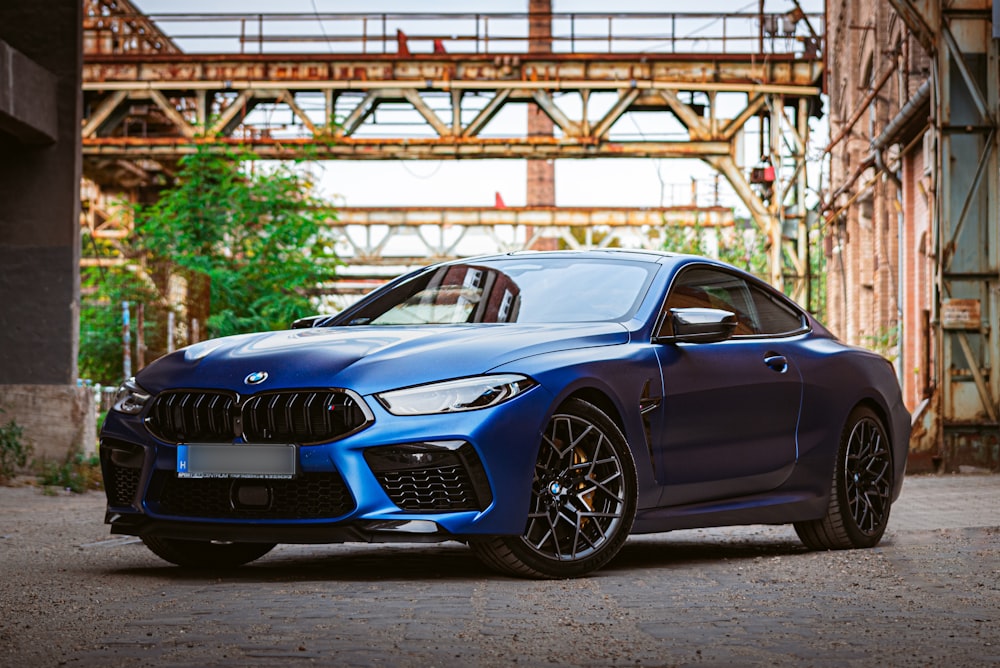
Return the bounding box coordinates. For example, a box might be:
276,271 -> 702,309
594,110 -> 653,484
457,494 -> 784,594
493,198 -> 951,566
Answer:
764,353 -> 788,374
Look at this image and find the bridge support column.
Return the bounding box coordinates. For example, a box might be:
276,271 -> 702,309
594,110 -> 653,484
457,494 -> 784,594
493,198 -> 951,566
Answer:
0,2 -> 94,463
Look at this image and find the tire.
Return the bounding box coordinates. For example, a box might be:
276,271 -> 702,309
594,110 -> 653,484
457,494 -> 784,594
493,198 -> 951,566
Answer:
471,398 -> 637,579
142,536 -> 276,568
794,406 -> 893,550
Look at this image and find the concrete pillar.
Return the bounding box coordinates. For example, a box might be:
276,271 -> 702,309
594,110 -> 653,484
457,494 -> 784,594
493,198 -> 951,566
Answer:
0,2 -> 94,461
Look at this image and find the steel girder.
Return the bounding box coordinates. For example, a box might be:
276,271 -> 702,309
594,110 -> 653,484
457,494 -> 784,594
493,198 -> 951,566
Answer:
327,204 -> 734,264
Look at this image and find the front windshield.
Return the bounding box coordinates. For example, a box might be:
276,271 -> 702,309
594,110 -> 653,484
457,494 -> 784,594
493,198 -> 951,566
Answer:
343,257 -> 656,325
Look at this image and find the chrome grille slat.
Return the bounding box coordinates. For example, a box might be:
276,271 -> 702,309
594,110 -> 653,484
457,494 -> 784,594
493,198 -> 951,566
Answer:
265,394 -> 279,439
207,393 -> 225,437
146,389 -> 371,445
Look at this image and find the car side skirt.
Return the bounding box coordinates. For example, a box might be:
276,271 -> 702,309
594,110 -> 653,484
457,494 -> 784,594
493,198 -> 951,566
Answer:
631,492 -> 828,533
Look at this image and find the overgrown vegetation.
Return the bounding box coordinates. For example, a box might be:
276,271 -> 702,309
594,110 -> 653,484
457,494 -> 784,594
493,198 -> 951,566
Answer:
661,219 -> 827,320
134,149 -> 340,338
661,221 -> 769,278
38,453 -> 103,494
864,324 -> 900,363
0,412 -> 32,483
79,147 -> 339,386
79,260 -> 160,387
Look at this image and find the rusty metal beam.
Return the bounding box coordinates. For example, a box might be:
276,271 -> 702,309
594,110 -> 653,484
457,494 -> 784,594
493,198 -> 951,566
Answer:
82,9 -> 824,59
83,70 -> 822,96
318,205 -> 738,271
331,205 -> 734,228
83,0 -> 181,55
82,137 -> 734,160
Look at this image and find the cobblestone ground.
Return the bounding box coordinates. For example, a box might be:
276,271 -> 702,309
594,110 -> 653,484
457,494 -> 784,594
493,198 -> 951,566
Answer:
0,474 -> 997,667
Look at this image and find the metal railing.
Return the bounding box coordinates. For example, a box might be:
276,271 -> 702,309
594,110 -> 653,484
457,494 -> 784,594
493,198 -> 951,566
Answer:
83,10 -> 824,58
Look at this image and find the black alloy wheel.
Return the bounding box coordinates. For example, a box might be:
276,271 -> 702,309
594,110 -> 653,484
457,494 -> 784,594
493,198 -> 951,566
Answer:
795,405 -> 893,550
471,398 -> 637,578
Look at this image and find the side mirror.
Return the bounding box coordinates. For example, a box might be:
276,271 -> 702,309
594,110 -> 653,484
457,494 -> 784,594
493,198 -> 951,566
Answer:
654,307 -> 737,344
291,315 -> 325,329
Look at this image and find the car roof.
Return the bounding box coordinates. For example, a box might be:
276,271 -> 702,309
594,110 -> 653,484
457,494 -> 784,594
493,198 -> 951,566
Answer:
461,248 -> 688,265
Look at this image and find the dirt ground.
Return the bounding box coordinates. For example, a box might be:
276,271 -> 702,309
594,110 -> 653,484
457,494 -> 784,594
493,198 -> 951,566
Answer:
0,475 -> 998,667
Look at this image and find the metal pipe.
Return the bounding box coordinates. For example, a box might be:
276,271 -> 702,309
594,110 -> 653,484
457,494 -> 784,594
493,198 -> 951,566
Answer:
872,80 -> 931,150
874,146 -> 905,387
823,64 -> 896,156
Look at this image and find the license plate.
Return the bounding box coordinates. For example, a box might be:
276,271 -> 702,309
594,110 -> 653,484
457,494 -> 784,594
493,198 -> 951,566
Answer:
176,444 -> 298,479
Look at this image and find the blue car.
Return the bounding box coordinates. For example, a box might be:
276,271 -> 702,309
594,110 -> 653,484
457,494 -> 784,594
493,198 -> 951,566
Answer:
101,250 -> 910,578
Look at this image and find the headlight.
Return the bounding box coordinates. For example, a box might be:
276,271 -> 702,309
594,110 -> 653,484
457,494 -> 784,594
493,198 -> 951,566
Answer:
112,378 -> 151,415
375,374 -> 535,416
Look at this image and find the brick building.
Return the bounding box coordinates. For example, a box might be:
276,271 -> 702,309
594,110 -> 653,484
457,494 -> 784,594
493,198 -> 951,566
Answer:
824,1 -> 934,414
826,1 -> 999,470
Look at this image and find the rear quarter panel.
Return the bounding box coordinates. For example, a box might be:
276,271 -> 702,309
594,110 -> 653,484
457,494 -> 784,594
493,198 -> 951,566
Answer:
793,336 -> 910,502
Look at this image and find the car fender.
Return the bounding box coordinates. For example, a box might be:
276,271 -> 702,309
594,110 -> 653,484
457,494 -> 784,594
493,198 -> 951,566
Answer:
489,343 -> 663,507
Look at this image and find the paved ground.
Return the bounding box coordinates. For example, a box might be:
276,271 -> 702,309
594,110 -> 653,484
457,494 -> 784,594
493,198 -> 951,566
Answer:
0,474 -> 998,667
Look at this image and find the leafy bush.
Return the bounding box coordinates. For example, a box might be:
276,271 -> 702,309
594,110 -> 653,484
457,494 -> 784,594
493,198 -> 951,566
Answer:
0,415 -> 32,483
80,147 -> 340,384
133,147 -> 340,340
37,452 -> 103,494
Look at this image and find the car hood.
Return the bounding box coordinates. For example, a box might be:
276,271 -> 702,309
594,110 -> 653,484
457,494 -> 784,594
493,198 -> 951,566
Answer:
135,323 -> 629,396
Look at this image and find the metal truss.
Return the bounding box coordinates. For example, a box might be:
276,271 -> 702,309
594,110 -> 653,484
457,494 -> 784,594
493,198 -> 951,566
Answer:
329,205 -> 734,267
80,6 -> 824,300
83,201 -> 733,267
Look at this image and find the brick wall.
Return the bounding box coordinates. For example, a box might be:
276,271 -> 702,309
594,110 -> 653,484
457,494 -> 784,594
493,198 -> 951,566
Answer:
826,0 -> 930,413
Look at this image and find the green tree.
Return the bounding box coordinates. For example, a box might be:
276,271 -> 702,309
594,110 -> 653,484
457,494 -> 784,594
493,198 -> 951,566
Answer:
661,221 -> 768,279
661,218 -> 827,320
134,148 -> 339,340
79,257 -> 159,386
78,148 -> 338,385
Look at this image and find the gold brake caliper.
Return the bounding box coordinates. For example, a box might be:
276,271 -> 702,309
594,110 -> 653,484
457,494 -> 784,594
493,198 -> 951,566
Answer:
574,448 -> 595,524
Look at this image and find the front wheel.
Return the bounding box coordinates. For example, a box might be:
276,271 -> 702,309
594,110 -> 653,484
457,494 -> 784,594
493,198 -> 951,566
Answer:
142,536 -> 276,568
471,398 -> 637,579
794,406 -> 894,550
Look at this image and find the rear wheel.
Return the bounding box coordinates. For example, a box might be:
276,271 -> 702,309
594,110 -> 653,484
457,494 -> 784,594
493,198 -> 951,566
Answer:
142,536 -> 276,568
795,406 -> 893,550
471,398 -> 637,578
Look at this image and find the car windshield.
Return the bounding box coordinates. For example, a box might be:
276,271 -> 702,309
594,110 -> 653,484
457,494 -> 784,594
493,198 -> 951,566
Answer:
342,257 -> 657,325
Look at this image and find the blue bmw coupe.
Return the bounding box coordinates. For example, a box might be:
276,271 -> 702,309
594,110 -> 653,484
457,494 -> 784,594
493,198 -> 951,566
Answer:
101,250 -> 910,578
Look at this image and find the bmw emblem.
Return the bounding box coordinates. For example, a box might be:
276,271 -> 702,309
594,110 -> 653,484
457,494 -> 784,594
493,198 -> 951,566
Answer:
244,371 -> 269,385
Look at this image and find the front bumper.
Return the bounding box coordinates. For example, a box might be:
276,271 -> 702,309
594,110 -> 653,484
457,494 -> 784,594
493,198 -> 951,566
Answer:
100,385 -> 553,542
106,513 -> 464,544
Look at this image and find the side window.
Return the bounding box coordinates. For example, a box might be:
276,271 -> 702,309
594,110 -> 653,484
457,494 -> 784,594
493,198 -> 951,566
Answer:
664,267 -> 758,336
747,282 -> 807,335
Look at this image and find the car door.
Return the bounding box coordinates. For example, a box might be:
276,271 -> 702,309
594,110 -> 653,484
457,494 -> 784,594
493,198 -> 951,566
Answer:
652,265 -> 807,505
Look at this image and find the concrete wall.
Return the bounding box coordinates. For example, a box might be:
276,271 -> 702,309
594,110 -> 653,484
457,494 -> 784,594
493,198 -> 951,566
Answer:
1,386 -> 97,461
0,2 -> 91,462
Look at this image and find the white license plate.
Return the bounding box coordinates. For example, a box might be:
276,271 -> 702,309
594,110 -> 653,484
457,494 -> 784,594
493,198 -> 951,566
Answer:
176,444 -> 297,479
